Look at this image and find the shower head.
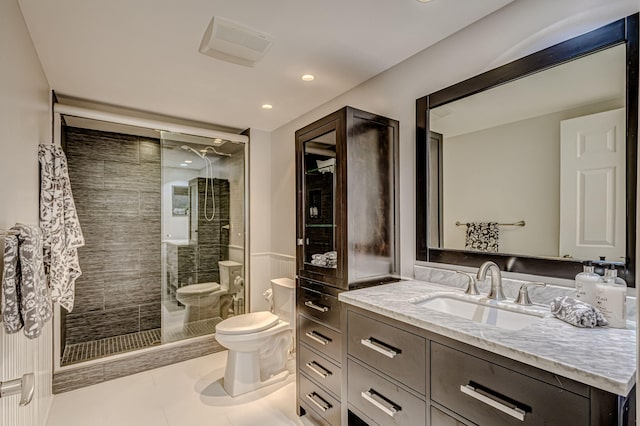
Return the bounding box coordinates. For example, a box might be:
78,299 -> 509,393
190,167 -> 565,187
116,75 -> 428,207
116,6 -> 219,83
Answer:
181,144 -> 232,158
181,145 -> 206,159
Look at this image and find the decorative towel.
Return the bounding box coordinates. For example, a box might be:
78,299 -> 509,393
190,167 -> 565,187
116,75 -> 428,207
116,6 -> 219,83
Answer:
39,144 -> 85,312
550,296 -> 608,328
2,234 -> 23,333
465,222 -> 499,253
2,225 -> 52,338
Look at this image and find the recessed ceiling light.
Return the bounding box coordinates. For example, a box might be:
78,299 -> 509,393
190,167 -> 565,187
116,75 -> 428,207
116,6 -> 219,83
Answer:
213,138 -> 223,145
301,74 -> 315,82
184,160 -> 193,164
262,104 -> 273,110
417,0 -> 432,2
180,163 -> 188,167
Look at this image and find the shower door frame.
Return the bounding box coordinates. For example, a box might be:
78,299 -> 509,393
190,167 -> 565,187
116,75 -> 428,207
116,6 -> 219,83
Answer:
51,103 -> 250,373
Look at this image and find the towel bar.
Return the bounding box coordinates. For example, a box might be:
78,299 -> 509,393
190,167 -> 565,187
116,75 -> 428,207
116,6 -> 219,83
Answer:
0,373 -> 35,406
455,220 -> 525,227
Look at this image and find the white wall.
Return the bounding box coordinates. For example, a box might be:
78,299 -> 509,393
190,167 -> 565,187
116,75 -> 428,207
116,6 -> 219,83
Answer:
0,1 -> 52,425
269,0 -> 639,279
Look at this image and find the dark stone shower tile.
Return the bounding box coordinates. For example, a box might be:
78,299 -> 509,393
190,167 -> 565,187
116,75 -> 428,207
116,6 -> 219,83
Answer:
104,190 -> 140,215
139,303 -> 161,331
72,278 -> 105,313
139,140 -> 161,163
104,273 -> 161,310
104,247 -> 139,272
103,161 -> 144,191
140,191 -> 161,217
65,306 -> 140,344
67,159 -> 104,190
73,188 -> 106,215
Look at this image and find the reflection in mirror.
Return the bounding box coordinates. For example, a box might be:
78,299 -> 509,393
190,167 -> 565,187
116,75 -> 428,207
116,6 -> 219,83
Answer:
416,14 -> 638,285
429,45 -> 625,261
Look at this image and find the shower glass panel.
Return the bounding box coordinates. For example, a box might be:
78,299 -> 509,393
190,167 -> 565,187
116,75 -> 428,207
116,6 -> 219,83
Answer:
160,132 -> 246,344
58,114 -> 246,367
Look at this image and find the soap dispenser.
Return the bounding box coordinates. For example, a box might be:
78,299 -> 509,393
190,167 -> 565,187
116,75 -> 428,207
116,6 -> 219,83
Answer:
574,260 -> 600,305
595,265 -> 627,328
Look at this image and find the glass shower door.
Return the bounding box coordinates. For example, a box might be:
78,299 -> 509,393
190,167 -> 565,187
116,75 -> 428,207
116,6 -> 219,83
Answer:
160,132 -> 246,344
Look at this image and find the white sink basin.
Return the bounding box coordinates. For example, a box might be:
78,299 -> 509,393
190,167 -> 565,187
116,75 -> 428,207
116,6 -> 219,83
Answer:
413,294 -> 545,331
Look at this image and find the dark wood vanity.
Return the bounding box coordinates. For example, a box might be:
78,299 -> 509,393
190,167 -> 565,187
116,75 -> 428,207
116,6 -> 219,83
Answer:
344,305 -> 635,426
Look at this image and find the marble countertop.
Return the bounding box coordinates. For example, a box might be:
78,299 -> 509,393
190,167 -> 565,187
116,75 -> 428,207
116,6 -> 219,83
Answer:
339,280 -> 636,396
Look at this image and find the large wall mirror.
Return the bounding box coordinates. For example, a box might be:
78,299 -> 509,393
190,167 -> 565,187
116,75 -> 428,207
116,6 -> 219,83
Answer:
416,14 -> 638,286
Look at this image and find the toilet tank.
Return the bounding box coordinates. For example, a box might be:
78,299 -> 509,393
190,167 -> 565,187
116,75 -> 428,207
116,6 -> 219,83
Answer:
219,260 -> 243,291
270,278 -> 295,324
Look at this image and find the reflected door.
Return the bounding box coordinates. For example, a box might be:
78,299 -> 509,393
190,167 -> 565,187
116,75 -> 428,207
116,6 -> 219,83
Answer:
560,108 -> 625,261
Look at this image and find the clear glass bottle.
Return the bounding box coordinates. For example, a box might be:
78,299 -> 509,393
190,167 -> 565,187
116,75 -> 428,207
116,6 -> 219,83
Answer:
574,260 -> 600,305
595,265 -> 627,328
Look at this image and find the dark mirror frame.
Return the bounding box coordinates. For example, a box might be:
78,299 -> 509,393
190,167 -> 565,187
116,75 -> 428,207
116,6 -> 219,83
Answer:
416,14 -> 639,286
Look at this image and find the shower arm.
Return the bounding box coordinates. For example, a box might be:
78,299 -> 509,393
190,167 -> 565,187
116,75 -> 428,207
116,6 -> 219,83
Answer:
202,146 -> 232,157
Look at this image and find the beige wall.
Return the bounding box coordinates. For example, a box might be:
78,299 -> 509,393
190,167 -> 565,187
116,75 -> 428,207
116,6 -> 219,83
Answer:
442,100 -> 623,257
269,0 -> 639,278
0,0 -> 52,424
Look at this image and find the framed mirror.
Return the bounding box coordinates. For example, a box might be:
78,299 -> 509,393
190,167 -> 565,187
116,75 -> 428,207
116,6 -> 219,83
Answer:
416,14 -> 638,286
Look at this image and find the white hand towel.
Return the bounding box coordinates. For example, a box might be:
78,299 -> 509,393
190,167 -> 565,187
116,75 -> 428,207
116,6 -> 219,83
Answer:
39,144 -> 85,312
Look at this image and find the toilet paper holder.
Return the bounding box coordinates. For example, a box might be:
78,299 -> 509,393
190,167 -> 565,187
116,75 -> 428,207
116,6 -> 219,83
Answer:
0,373 -> 35,406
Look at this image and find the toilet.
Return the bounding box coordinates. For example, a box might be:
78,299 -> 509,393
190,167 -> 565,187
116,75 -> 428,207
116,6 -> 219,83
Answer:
175,260 -> 243,324
215,277 -> 295,397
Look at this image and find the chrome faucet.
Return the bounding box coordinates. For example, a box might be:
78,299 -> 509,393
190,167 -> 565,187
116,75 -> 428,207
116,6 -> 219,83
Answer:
476,261 -> 505,301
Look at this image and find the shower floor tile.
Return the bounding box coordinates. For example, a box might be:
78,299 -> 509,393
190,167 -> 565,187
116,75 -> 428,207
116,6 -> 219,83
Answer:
61,318 -> 220,366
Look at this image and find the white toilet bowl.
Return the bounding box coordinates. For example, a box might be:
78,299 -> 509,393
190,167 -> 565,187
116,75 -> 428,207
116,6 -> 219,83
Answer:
215,278 -> 295,397
175,282 -> 223,323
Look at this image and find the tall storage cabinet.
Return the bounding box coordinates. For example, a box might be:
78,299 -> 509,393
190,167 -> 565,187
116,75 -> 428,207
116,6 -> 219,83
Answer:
295,106 -> 399,425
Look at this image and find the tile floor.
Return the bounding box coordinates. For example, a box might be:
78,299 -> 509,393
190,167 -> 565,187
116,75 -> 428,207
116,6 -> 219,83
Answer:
46,351 -> 312,426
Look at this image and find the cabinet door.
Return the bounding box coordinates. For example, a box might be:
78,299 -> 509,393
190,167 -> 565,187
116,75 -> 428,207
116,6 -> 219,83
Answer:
296,115 -> 345,286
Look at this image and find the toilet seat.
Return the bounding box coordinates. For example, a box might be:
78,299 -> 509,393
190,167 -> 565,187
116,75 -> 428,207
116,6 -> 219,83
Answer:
216,311 -> 279,335
176,282 -> 220,295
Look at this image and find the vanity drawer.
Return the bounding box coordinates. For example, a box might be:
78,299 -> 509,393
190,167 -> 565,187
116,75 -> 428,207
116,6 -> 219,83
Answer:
298,286 -> 341,329
431,342 -> 589,426
299,343 -> 342,398
299,372 -> 341,426
348,359 -> 426,426
347,310 -> 426,395
299,314 -> 342,363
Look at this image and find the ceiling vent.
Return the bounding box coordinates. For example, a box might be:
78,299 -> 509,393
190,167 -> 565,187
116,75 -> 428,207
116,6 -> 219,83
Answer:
198,17 -> 274,67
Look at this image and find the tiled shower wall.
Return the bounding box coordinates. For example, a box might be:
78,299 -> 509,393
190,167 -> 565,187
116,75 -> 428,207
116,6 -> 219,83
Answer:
63,127 -> 161,346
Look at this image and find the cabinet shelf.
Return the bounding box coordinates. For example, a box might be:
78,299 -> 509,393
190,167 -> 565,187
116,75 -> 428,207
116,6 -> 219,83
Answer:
305,167 -> 335,175
306,224 -> 337,228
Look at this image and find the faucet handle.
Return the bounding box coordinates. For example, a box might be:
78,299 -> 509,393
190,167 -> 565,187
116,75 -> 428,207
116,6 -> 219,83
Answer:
514,282 -> 546,305
456,271 -> 480,295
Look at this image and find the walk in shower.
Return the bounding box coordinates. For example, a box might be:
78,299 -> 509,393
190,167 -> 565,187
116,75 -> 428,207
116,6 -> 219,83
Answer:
55,109 -> 247,369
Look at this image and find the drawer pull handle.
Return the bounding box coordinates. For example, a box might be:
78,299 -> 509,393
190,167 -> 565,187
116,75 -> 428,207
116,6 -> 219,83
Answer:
361,389 -> 401,417
305,301 -> 329,312
305,331 -> 331,346
305,361 -> 332,379
306,392 -> 332,412
460,384 -> 526,421
360,338 -> 399,358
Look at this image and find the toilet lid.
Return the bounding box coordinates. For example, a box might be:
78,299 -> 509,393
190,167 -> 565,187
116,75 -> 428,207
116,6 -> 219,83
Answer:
215,311 -> 279,335
176,282 -> 220,295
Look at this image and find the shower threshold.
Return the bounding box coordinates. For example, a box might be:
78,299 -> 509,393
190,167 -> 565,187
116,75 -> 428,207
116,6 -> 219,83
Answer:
60,318 -> 220,367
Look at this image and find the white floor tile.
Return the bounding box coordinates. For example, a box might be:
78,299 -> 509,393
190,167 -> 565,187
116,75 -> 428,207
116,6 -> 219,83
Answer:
46,351 -> 306,426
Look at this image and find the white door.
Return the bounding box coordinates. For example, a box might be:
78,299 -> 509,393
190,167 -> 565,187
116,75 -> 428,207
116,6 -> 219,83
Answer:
559,108 -> 625,261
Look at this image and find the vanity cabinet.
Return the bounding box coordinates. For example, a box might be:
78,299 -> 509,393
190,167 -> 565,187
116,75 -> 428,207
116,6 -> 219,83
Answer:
295,107 -> 399,425
344,305 -> 635,426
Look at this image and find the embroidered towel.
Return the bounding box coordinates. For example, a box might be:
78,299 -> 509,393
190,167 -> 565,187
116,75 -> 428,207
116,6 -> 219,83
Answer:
39,144 -> 85,312
464,222 -> 499,252
2,225 -> 52,338
2,235 -> 23,333
550,296 -> 608,328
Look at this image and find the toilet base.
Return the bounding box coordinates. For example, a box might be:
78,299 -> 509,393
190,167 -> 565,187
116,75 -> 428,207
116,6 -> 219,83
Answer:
223,349 -> 290,397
